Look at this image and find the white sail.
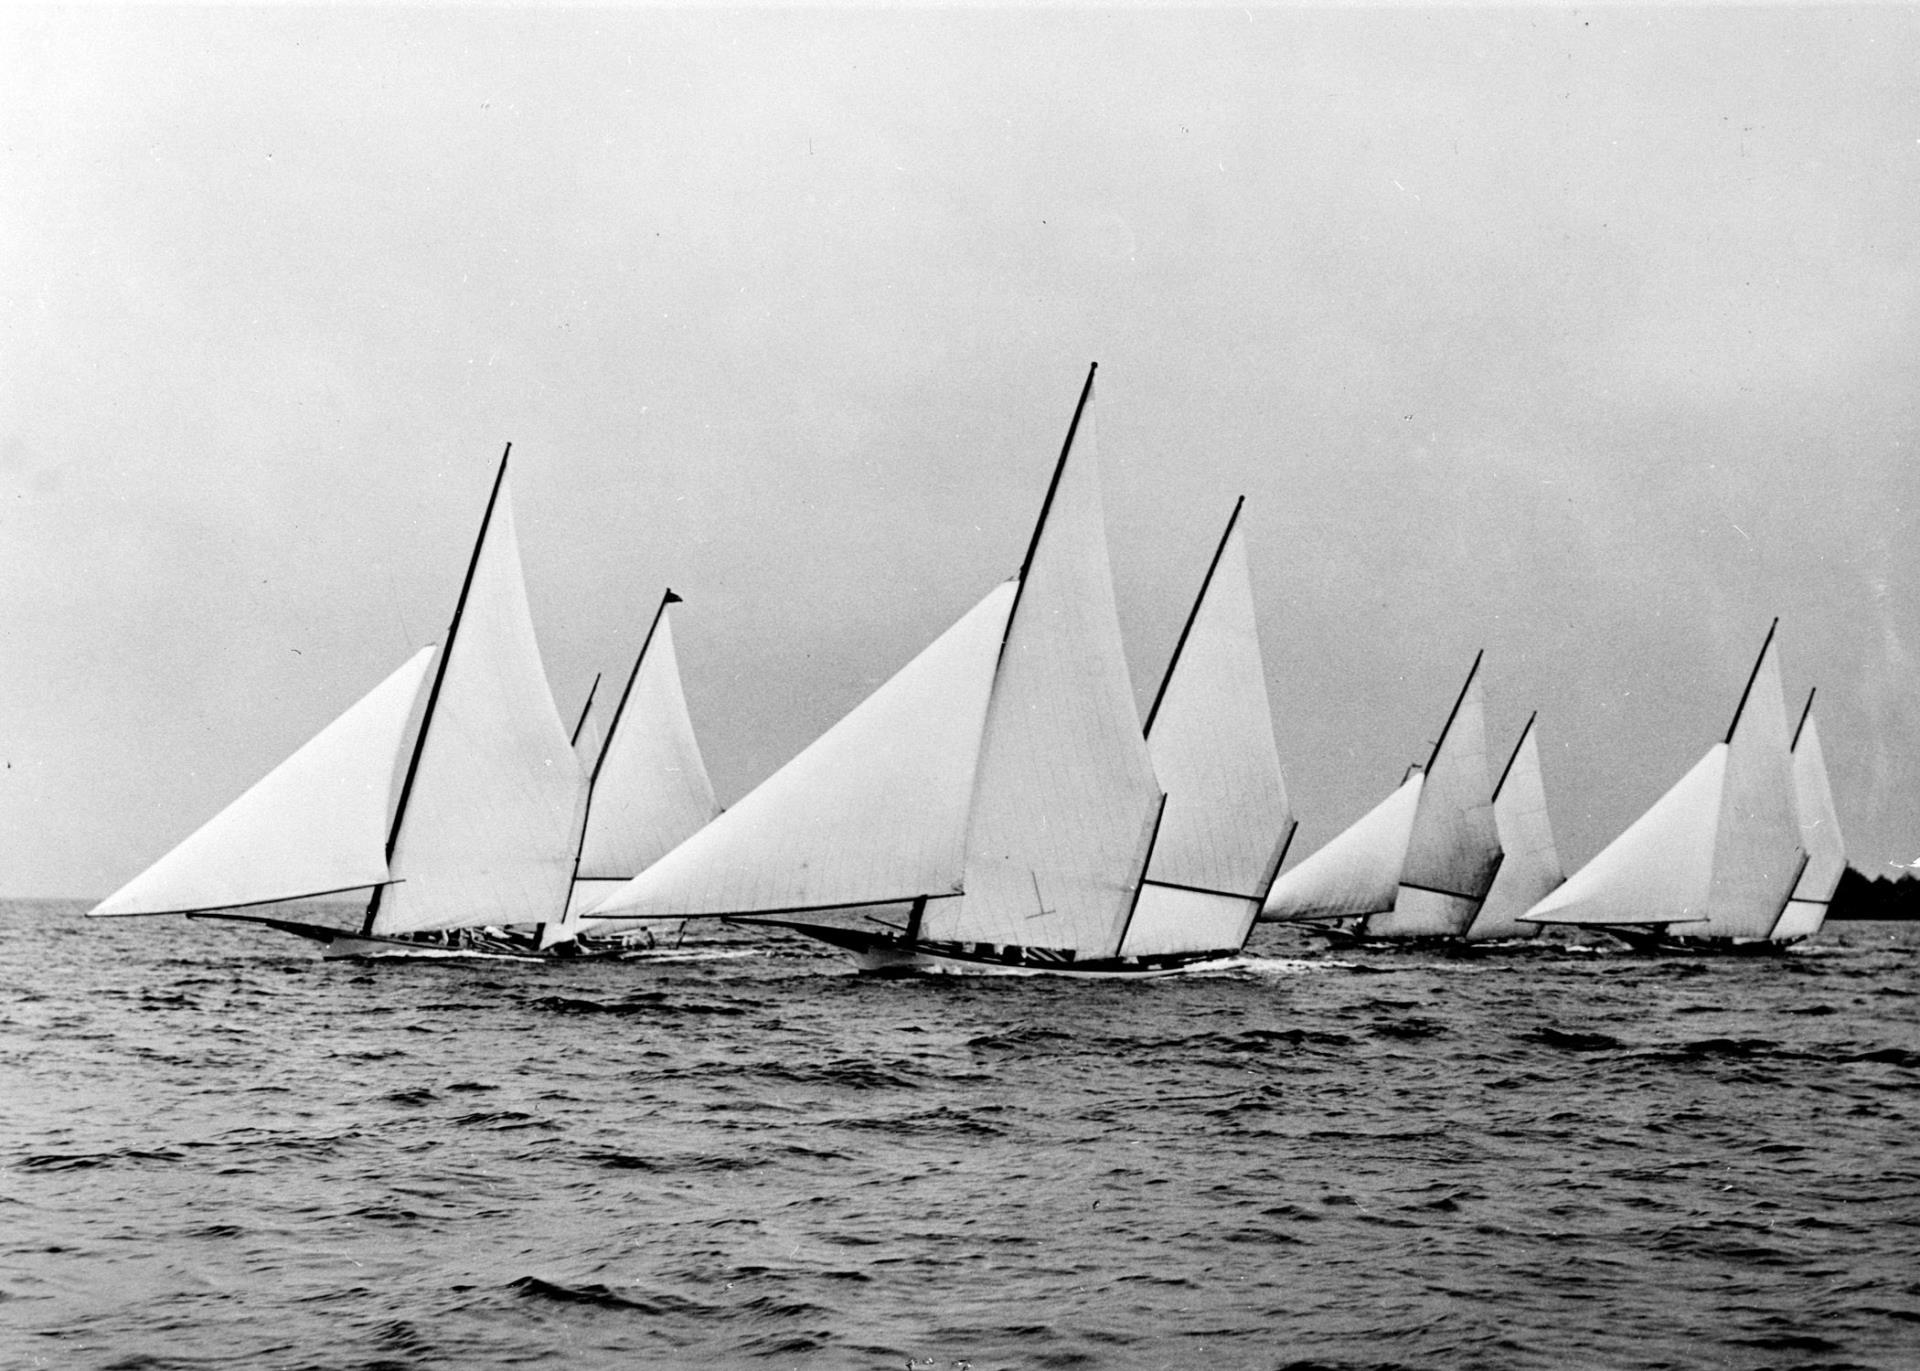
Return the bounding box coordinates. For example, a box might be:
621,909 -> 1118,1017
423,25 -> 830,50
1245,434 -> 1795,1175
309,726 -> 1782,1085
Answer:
1462,716 -> 1560,941
1771,709 -> 1844,943
1668,632 -> 1805,940
371,483 -> 588,937
88,648 -> 437,917
1523,745 -> 1727,927
1364,659 -> 1502,938
585,581 -> 1016,921
922,390 -> 1164,957
1121,510 -> 1291,958
570,602 -> 721,937
1259,772 -> 1423,923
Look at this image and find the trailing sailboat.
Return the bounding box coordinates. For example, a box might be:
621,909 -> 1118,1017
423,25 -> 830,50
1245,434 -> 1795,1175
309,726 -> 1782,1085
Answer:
1767,690 -> 1845,946
89,446 -> 591,959
589,365 -> 1246,976
1520,620 -> 1807,952
1458,714 -> 1562,942
1259,654 -> 1502,944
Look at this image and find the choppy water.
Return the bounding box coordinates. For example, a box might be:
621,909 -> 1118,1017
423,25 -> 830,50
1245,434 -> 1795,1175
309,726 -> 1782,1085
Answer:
4,902 -> 1918,1370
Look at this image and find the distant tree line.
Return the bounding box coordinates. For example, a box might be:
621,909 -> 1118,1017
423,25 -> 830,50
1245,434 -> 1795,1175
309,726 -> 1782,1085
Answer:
1829,866 -> 1920,920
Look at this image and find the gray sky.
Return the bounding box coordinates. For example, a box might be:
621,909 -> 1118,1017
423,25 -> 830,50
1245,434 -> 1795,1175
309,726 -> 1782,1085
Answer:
4,6 -> 1916,899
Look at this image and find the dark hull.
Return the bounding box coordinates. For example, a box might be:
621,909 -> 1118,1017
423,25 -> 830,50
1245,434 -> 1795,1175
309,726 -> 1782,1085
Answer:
755,919 -> 1243,978
1603,926 -> 1800,957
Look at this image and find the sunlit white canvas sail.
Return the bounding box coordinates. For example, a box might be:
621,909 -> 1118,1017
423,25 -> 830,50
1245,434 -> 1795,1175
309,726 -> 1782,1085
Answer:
370,480 -> 587,937
1363,657 -> 1502,938
585,581 -> 1016,922
1259,772 -> 1423,923
1770,701 -> 1843,944
88,648 -> 437,918
1524,745 -> 1725,927
1121,504 -> 1291,958
1462,715 -> 1560,941
922,382 -> 1163,957
568,597 -> 721,936
1666,630 -> 1804,940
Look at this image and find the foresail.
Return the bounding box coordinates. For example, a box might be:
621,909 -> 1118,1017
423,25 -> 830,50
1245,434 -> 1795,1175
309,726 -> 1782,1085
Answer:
586,581 -> 1016,921
89,648 -> 436,917
1123,510 -> 1289,957
372,481 -> 587,936
1367,658 -> 1501,938
1672,628 -> 1805,940
1522,745 -> 1726,927
1259,773 -> 1423,923
924,379 -> 1164,957
1463,717 -> 1561,941
1772,710 -> 1844,943
572,604 -> 722,936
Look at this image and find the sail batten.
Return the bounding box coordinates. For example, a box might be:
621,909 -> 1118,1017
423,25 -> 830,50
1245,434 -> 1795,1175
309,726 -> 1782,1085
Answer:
89,648 -> 437,919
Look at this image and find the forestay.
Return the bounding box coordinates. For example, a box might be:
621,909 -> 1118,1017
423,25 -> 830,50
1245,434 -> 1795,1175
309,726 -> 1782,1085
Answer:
923,387 -> 1163,957
1121,507 -> 1291,959
372,484 -> 587,937
1259,772 -> 1423,923
585,581 -> 1016,921
1364,658 -> 1502,938
89,648 -> 437,917
1462,715 -> 1561,941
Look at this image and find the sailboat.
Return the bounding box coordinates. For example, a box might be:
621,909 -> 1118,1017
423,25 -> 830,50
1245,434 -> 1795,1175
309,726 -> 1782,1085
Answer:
1520,620 -> 1807,952
563,589 -> 722,953
1458,713 -> 1562,942
1119,496 -> 1294,961
89,446 -> 590,959
589,365 -> 1241,976
1259,654 -> 1503,944
1766,690 -> 1845,945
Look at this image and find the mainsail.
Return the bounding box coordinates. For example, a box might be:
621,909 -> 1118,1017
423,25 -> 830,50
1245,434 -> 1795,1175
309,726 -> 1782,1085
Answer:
563,592 -> 722,935
366,454 -> 588,939
921,367 -> 1163,957
1770,693 -> 1844,944
1524,622 -> 1805,936
88,647 -> 436,918
1460,714 -> 1561,941
1259,771 -> 1423,923
583,581 -> 1016,921
1120,499 -> 1292,958
1361,654 -> 1502,938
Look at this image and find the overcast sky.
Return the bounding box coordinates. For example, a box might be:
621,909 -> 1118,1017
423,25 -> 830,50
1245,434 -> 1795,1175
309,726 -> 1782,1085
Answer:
4,6 -> 1915,899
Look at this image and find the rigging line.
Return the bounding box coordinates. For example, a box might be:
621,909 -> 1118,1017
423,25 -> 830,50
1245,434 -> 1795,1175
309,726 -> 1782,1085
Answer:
1792,686 -> 1817,751
1426,648 -> 1484,774
1112,792 -> 1171,954
1145,495 -> 1243,738
569,673 -> 602,749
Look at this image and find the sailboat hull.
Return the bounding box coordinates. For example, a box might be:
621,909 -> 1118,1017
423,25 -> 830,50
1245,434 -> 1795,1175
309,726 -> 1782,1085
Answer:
1602,926 -> 1801,957
764,920 -> 1243,978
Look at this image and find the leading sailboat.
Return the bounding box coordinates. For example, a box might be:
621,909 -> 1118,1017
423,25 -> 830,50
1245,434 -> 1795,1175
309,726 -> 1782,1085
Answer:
1521,620 -> 1808,952
89,446 -> 590,958
589,365 -> 1255,975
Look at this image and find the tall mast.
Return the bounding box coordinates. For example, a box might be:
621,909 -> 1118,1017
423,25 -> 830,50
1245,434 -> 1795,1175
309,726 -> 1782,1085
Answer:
562,587 -> 683,906
1724,617 -> 1780,745
362,442 -> 513,935
1492,711 -> 1538,803
1792,686 -> 1817,751
1426,650 -> 1485,773
570,673 -> 603,749
1000,362 -> 1097,660
1145,495 -> 1243,738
